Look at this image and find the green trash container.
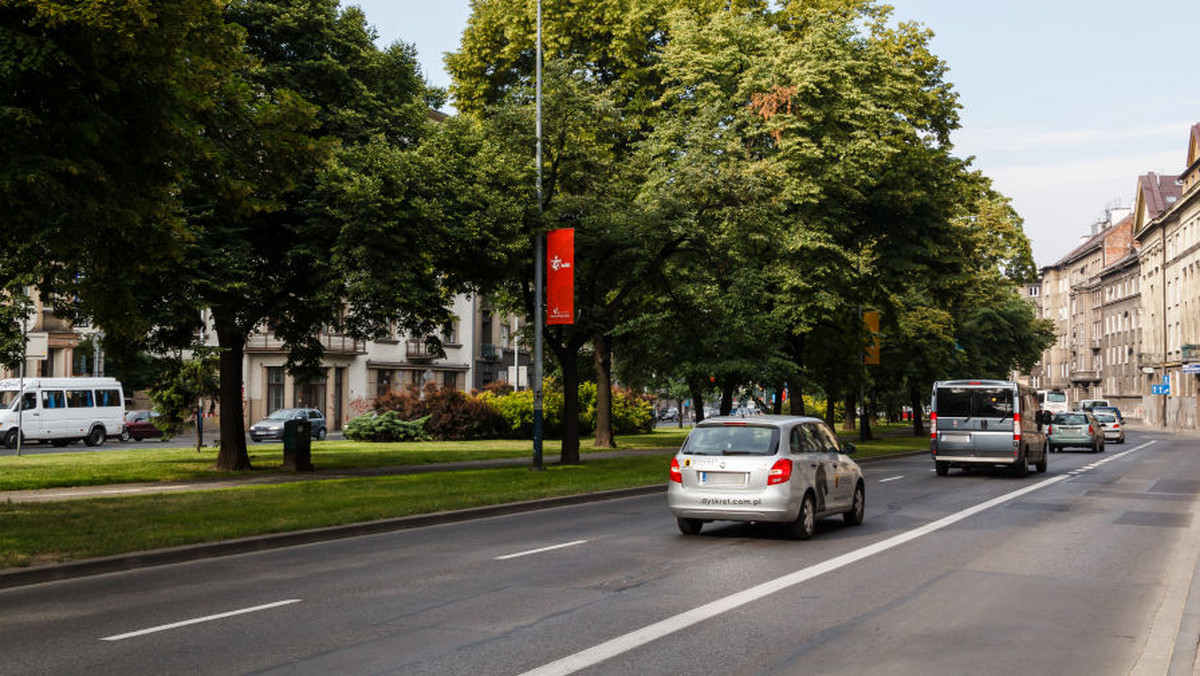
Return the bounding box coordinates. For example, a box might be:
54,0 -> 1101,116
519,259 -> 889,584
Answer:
282,418 -> 313,471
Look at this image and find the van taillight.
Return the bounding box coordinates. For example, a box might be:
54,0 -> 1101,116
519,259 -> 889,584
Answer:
768,458 -> 793,485
670,457 -> 682,483
930,412 -> 938,440
1013,412 -> 1021,441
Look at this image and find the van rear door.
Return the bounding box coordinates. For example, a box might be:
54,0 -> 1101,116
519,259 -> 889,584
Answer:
935,385 -> 1016,459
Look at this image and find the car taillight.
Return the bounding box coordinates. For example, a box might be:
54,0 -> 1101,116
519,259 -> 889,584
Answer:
1047,425 -> 1052,435
669,457 -> 682,483
768,458 -> 793,485
1088,425 -> 1094,435
1013,412 -> 1021,441
930,412 -> 938,440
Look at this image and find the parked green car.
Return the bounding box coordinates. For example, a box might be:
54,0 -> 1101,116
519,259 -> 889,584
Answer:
1047,411 -> 1105,453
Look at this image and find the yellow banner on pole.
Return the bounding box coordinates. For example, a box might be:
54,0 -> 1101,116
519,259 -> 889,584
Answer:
863,310 -> 881,365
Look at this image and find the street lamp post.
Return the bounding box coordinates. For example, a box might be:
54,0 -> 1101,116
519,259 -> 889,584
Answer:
532,0 -> 545,470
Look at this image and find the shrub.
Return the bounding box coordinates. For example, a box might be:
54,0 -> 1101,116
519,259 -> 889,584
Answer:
611,387 -> 655,434
344,412 -> 431,442
422,387 -> 507,441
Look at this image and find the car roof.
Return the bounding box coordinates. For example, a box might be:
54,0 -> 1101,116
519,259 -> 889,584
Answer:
695,415 -> 825,428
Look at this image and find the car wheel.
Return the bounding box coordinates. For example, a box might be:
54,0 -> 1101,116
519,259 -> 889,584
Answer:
790,493 -> 816,540
844,483 -> 865,526
317,427 -> 327,441
677,517 -> 703,535
935,461 -> 949,477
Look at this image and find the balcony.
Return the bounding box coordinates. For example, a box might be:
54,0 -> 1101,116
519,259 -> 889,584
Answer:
1183,344 -> 1200,362
245,332 -> 366,355
405,340 -> 437,363
1070,370 -> 1100,383
1139,353 -> 1160,368
480,343 -> 500,361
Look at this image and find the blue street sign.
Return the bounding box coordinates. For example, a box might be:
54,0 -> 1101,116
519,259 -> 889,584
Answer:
1152,384 -> 1171,395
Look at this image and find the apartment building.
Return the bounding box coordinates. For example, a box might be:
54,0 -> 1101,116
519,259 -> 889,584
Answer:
1036,209 -> 1133,407
1136,127 -> 1199,427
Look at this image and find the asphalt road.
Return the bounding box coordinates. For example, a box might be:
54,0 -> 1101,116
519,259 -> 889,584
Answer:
2,426 -> 1199,675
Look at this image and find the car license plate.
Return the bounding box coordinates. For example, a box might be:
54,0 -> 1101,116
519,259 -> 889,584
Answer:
941,433 -> 970,444
700,471 -> 747,487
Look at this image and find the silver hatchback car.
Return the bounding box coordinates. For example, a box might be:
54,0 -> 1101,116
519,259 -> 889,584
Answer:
668,416 -> 865,539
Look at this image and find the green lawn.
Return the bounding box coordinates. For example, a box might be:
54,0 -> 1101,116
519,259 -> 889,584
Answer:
0,423 -> 928,568
0,427 -> 693,492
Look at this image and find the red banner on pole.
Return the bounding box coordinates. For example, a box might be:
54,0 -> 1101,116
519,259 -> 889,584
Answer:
546,228 -> 574,325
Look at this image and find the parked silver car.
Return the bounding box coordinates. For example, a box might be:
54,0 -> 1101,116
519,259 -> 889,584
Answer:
249,408 -> 328,442
667,416 -> 864,539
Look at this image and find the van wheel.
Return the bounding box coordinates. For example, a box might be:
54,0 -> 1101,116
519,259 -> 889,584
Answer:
84,426 -> 105,447
1011,453 -> 1028,478
677,518 -> 703,535
1036,444 -> 1048,473
935,461 -> 949,476
4,429 -> 19,449
789,493 -> 816,540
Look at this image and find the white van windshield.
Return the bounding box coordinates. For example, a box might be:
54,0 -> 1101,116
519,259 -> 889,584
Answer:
0,391 -> 18,409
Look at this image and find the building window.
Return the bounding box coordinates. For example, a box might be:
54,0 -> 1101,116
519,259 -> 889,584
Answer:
267,367 -> 285,413
443,371 -> 458,389
294,368 -> 328,414
375,369 -> 394,398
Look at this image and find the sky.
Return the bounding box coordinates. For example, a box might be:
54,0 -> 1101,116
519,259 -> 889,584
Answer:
350,0 -> 1200,268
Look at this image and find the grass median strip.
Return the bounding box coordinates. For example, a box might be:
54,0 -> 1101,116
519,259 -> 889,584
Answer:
0,454 -> 675,568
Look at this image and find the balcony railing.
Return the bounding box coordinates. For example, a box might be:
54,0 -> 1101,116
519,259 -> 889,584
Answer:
480,343 -> 500,361
1183,344 -> 1200,361
1070,369 -> 1100,383
1138,353 -> 1160,367
245,332 -> 366,355
405,340 -> 436,362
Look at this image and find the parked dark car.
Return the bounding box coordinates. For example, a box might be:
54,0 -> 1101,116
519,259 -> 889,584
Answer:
249,408 -> 327,442
121,410 -> 165,441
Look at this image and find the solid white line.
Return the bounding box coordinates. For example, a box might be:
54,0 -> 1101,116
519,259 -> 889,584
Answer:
521,440 -> 1157,676
495,540 -> 588,561
101,599 -> 301,641
879,476 -> 905,483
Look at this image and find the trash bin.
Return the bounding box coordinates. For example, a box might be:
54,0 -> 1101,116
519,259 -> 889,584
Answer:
282,418 -> 313,471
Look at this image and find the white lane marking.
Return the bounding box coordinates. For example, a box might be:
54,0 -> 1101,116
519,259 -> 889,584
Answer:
879,476 -> 904,483
495,540 -> 589,561
520,440 -> 1157,676
101,600 -> 301,641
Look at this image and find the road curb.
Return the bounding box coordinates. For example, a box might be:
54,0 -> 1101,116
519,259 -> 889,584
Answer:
0,484 -> 667,590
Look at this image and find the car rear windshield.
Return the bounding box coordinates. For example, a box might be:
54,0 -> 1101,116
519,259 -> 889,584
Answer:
1094,413 -> 1116,423
1052,413 -> 1087,425
936,387 -> 1014,419
683,425 -> 780,456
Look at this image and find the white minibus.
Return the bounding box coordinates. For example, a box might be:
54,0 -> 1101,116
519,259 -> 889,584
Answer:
0,377 -> 126,448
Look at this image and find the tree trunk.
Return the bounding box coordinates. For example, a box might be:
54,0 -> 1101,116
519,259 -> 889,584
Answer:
859,390 -> 874,441
842,392 -> 856,431
773,383 -> 784,414
719,383 -> 734,416
789,381 -> 805,416
910,385 -> 926,437
214,321 -> 251,471
592,332 -> 614,449
689,379 -> 706,424
554,342 -> 581,465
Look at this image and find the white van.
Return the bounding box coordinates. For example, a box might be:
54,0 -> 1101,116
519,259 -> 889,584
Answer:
0,377 -> 126,448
